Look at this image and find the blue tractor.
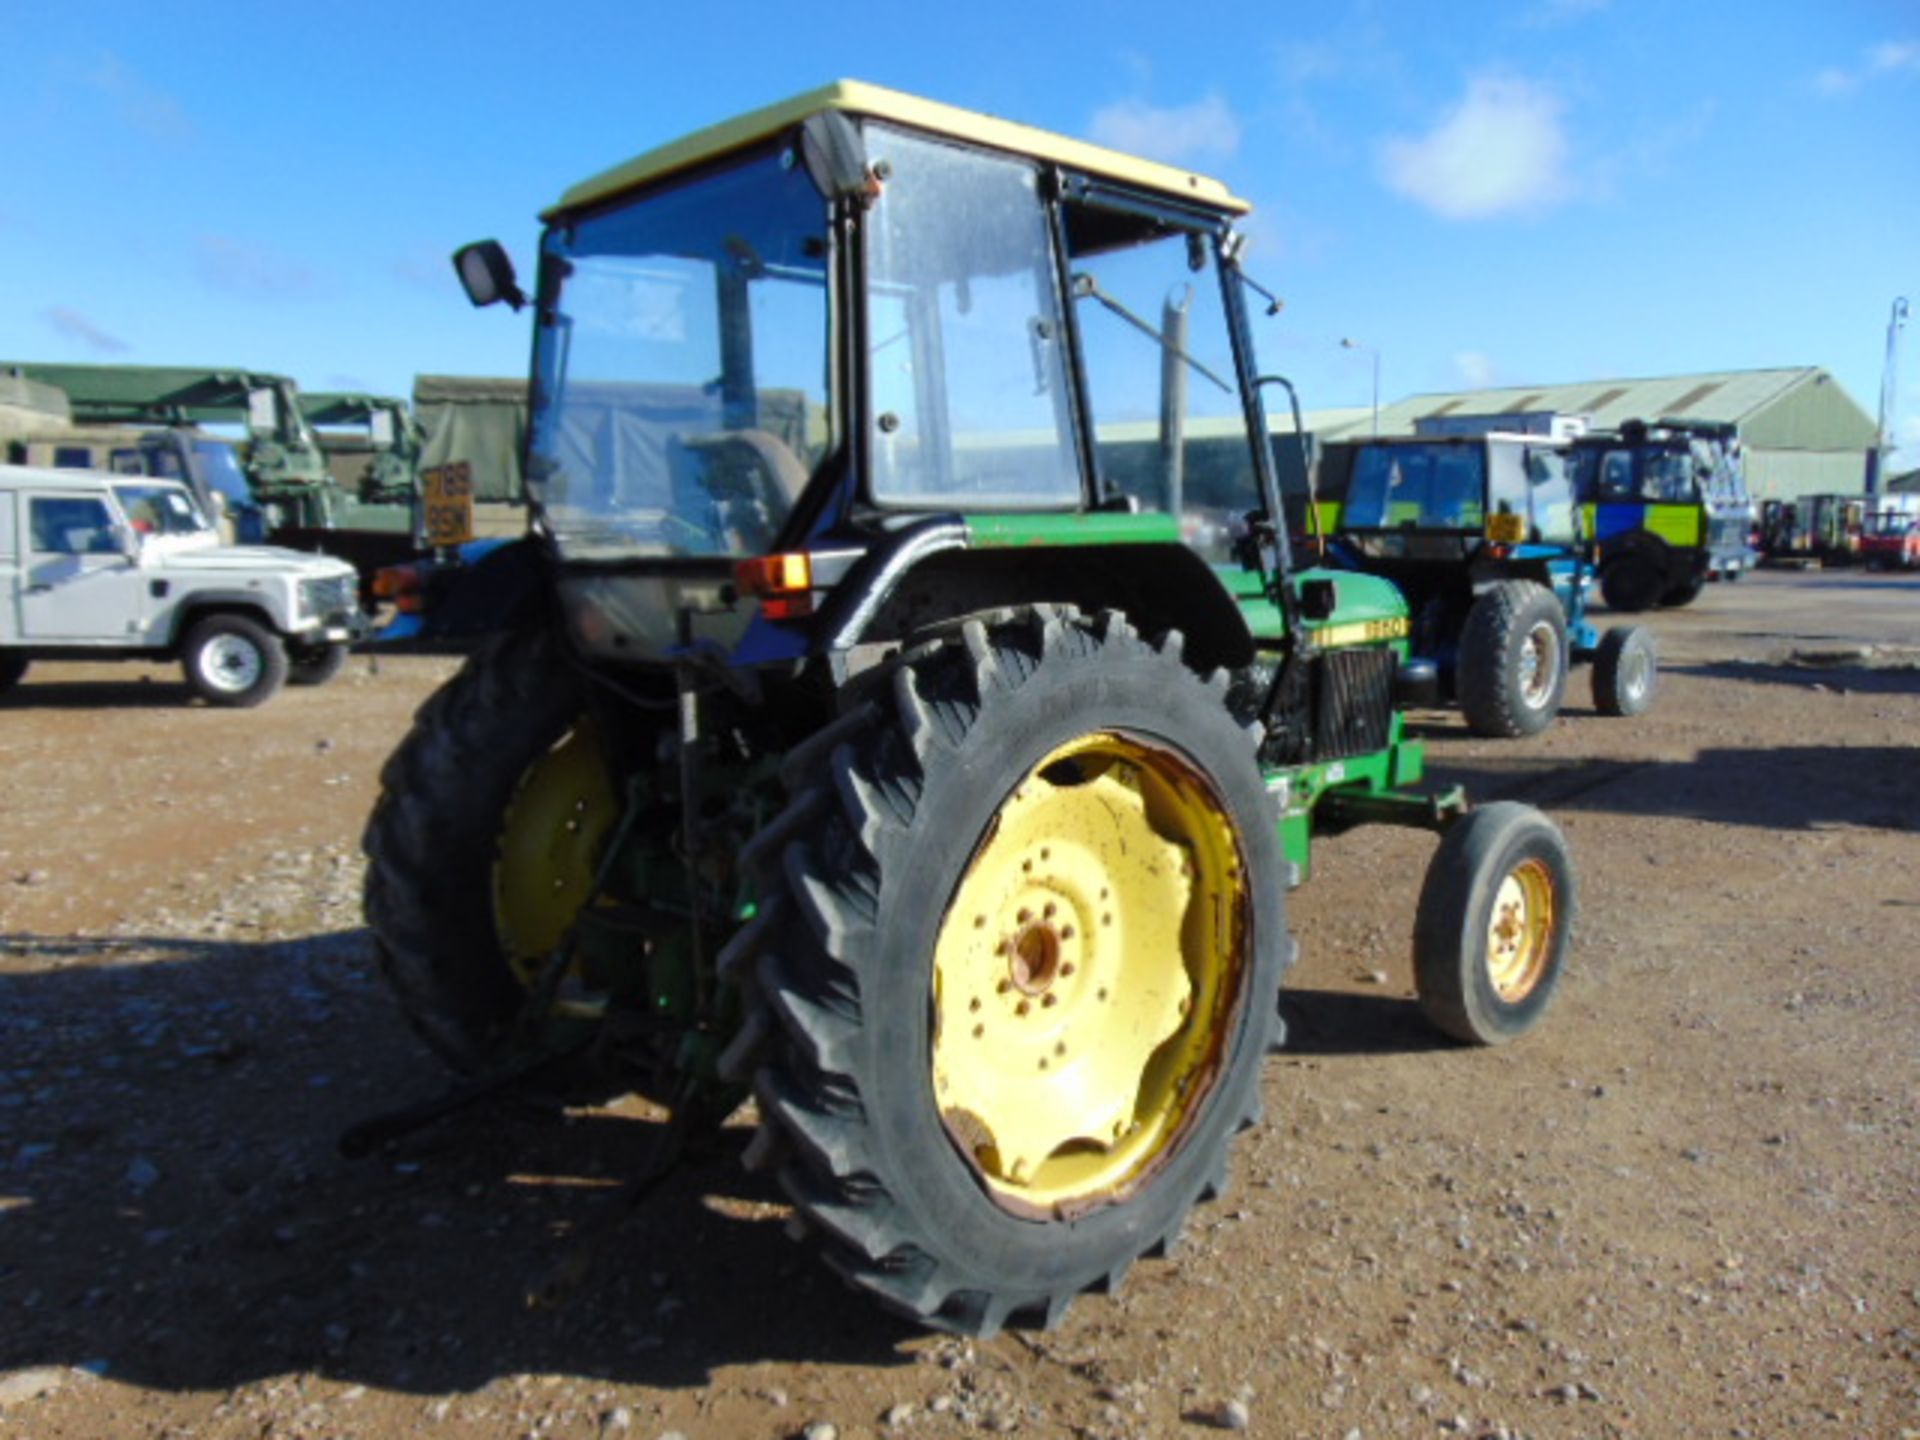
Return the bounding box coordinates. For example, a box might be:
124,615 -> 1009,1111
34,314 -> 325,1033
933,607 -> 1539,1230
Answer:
1306,431 -> 1657,737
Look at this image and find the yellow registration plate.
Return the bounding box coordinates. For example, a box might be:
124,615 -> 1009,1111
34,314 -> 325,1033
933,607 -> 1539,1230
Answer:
421,462 -> 475,547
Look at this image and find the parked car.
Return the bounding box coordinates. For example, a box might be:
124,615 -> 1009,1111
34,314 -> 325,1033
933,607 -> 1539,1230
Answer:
0,464 -> 364,705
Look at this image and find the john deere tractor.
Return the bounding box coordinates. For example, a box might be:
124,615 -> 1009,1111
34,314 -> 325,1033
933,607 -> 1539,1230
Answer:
363,82 -> 1576,1336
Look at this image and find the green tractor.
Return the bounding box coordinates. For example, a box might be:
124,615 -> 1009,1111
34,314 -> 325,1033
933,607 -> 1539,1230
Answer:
363,82 -> 1577,1336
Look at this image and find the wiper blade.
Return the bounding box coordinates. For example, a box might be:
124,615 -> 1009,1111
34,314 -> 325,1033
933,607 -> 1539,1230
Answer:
1070,273 -> 1231,394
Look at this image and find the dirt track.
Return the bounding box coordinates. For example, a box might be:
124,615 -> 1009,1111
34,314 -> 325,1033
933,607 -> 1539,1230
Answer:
2,569 -> 1916,1440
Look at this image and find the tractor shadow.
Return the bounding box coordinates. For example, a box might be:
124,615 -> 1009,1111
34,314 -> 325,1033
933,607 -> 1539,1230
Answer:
0,929 -> 919,1398
1278,988 -> 1451,1057
1425,741 -> 1918,832
1665,658 -> 1920,696
0,676 -> 203,709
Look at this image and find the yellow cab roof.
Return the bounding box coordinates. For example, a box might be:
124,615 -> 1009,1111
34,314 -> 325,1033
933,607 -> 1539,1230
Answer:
546,79 -> 1250,220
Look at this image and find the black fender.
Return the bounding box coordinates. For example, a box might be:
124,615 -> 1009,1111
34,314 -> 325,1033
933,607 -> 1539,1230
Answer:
418,538 -> 550,640
828,529 -> 1256,673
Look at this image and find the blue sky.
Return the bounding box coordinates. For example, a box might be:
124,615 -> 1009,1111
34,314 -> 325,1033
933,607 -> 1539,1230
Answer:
5,0 -> 1917,466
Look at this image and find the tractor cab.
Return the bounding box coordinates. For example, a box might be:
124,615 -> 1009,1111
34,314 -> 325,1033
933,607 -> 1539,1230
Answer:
457,81 -> 1305,674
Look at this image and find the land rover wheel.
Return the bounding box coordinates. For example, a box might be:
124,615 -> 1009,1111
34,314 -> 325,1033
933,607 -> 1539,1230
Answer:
1592,624 -> 1658,717
363,627 -> 613,1070
1413,802 -> 1575,1045
288,641 -> 349,686
726,607 -> 1290,1336
181,614 -> 288,708
0,653 -> 28,694
1457,581 -> 1568,739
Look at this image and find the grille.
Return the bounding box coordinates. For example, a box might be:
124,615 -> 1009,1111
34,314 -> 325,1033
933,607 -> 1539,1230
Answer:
301,574 -> 358,618
1257,646 -> 1398,767
1315,647 -> 1397,761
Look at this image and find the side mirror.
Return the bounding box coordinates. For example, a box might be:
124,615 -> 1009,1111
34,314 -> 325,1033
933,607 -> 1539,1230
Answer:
1299,576 -> 1338,621
116,526 -> 144,561
452,240 -> 526,311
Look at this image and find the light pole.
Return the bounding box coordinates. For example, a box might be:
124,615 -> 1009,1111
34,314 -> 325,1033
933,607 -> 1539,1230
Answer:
1871,296 -> 1909,496
1341,337 -> 1380,436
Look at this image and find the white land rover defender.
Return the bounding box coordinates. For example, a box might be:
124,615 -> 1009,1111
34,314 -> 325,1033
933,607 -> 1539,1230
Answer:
0,464 -> 364,707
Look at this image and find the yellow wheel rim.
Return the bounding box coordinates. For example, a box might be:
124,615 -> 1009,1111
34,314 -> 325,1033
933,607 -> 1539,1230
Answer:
492,720 -> 618,1014
930,732 -> 1248,1218
1485,858 -> 1556,1002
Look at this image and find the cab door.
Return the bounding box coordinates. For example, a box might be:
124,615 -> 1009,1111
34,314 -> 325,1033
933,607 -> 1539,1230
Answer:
18,491 -> 147,642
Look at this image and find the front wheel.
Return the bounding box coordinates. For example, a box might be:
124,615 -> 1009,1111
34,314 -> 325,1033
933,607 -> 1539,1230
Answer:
1413,803 -> 1575,1045
288,641 -> 349,687
181,614 -> 288,708
726,608 -> 1289,1335
1592,624 -> 1657,717
1457,581 -> 1568,738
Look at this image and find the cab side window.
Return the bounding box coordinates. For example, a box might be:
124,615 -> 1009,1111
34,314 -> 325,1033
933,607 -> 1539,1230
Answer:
1065,206 -> 1257,566
29,496 -> 118,555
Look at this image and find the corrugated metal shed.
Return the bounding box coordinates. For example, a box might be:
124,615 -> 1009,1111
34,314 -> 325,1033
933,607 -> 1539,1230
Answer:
1366,367 -> 1876,501
1374,367 -> 1872,439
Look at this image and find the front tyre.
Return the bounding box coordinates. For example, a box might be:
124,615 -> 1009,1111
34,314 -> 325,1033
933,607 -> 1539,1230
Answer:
1413,802 -> 1575,1045
1457,581 -> 1567,738
1591,624 -> 1657,717
732,608 -> 1289,1336
288,641 -> 349,686
181,613 -> 288,708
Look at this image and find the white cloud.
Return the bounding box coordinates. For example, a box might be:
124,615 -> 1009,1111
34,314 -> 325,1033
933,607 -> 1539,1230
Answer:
1521,0 -> 1610,27
85,54 -> 193,143
1088,93 -> 1241,165
1453,350 -> 1497,388
1378,75 -> 1572,220
42,307 -> 129,354
1813,38 -> 1920,96
194,235 -> 318,298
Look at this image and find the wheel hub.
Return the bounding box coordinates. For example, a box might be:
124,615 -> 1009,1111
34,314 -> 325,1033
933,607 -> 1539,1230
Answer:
1485,859 -> 1555,1001
931,733 -> 1245,1215
201,634 -> 262,693
1518,621 -> 1559,708
492,722 -> 618,1015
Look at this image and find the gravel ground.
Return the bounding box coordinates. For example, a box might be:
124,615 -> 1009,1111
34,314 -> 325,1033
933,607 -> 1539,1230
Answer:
1,569 -> 1916,1440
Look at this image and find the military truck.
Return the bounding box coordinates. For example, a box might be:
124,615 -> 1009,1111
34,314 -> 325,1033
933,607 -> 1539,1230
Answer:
1,366 -> 264,542
361,81 -> 1578,1336
299,392 -> 424,512
1311,432 -> 1656,737
1565,418 -> 1756,610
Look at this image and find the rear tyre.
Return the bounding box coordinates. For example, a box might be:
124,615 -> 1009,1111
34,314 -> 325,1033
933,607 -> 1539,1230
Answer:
1592,624 -> 1657,717
1457,581 -> 1567,739
1659,573 -> 1705,607
1599,557 -> 1663,613
1414,803 -> 1575,1045
0,653 -> 28,693
729,608 -> 1289,1336
181,614 -> 288,708
288,642 -> 349,687
362,627 -> 607,1071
